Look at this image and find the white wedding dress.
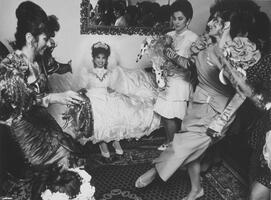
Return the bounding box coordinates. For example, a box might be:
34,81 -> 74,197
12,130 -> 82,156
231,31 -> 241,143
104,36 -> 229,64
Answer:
84,67 -> 160,143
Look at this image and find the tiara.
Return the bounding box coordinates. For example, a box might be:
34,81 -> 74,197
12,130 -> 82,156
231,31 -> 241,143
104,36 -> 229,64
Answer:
41,168 -> 96,200
93,42 -> 109,50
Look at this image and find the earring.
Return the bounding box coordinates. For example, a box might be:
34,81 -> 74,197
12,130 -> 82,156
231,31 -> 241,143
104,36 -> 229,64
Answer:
27,41 -> 32,48
31,40 -> 35,48
27,40 -> 34,48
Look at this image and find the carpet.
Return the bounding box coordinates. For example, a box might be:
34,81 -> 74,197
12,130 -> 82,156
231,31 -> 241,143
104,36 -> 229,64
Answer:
87,147 -> 248,200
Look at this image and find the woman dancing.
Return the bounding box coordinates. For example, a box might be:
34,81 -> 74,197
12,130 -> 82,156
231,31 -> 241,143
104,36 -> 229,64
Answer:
0,1 -> 84,171
154,0 -> 198,151
134,0 -> 270,200
71,41 -> 160,162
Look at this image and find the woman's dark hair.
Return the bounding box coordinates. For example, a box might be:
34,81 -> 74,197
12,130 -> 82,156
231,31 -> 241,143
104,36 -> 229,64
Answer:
170,0 -> 193,21
96,0 -> 114,25
30,165 -> 81,200
14,1 -> 59,49
91,42 -> 110,68
158,5 -> 170,23
126,6 -> 139,26
113,1 -> 126,16
47,15 -> 60,38
47,170 -> 82,198
210,0 -> 270,54
91,42 -> 111,58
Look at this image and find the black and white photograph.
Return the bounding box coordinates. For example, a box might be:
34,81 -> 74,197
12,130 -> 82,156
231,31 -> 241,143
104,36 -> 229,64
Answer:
1,0 -> 271,199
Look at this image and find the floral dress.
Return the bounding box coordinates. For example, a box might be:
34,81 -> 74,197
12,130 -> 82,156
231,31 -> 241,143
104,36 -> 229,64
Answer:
0,50 -> 82,169
246,54 -> 271,188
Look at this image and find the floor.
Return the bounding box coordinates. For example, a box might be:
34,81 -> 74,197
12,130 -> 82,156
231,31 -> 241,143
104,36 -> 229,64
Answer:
86,129 -> 248,200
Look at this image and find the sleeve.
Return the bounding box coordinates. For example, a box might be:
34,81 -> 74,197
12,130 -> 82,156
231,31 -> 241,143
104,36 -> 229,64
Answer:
0,55 -> 52,111
246,54 -> 271,103
77,67 -> 91,89
263,130 -> 271,169
0,59 -> 35,119
180,35 -> 199,58
36,93 -> 51,107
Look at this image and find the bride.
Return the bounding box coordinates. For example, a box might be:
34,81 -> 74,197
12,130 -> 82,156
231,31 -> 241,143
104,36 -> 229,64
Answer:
66,41 -> 160,162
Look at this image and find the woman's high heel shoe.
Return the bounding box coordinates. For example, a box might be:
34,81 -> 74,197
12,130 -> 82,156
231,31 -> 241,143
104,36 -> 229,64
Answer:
100,151 -> 111,163
135,168 -> 156,188
112,141 -> 124,155
181,188 -> 204,200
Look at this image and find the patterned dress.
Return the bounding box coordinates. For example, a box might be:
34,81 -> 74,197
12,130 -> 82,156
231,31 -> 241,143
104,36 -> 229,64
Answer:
246,54 -> 271,188
0,50 -> 82,169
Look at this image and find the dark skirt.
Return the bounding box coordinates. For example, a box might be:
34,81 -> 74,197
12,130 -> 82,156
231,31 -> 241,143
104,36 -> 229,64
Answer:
249,110 -> 271,188
1,106 -> 84,199
10,106 -> 83,168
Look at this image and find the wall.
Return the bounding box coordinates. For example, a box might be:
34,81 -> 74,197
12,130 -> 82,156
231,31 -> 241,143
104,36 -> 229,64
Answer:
1,0 -> 271,77
0,0 -> 215,72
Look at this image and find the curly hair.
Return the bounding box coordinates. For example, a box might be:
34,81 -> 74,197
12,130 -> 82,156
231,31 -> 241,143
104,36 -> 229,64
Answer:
14,1 -> 60,50
209,0 -> 270,54
47,170 -> 82,198
30,165 -> 82,200
170,0 -> 193,21
91,42 -> 111,58
47,15 -> 60,38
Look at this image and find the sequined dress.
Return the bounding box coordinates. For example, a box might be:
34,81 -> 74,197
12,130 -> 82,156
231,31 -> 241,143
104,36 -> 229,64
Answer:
0,51 -> 82,169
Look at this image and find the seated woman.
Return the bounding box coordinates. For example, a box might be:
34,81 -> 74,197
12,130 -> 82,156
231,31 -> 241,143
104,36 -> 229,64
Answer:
134,1 -> 269,200
66,42 -> 160,162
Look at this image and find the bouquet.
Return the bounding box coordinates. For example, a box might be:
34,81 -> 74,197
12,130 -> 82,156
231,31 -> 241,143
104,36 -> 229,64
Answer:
136,35 -> 184,90
190,33 -> 214,55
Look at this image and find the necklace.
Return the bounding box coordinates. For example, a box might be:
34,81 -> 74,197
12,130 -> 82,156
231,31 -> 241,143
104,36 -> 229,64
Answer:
93,68 -> 108,81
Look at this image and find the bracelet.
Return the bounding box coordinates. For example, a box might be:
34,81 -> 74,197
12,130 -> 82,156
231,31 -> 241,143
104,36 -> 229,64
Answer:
42,93 -> 51,107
